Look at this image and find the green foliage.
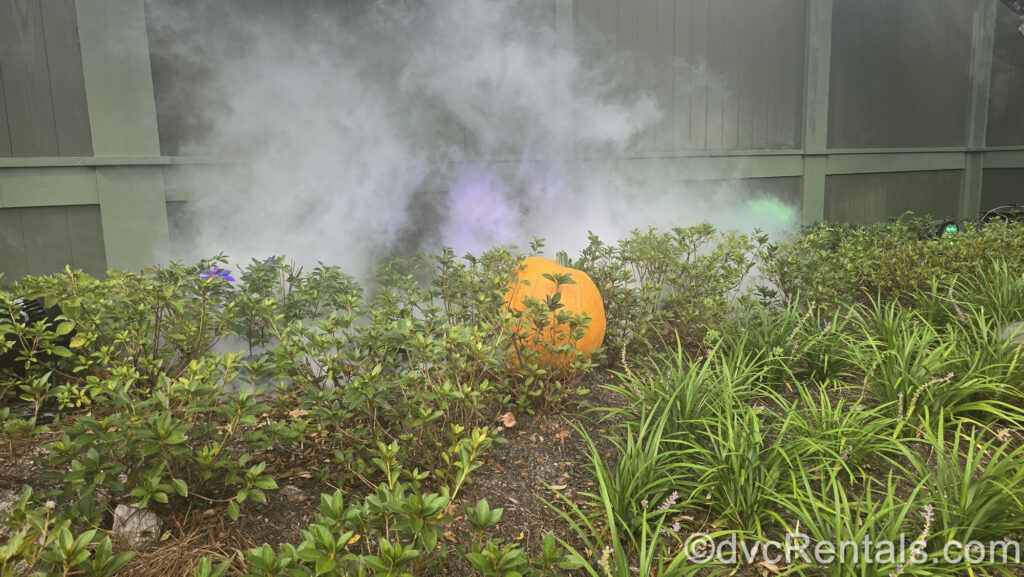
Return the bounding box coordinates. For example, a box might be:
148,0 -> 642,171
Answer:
763,216 -> 1024,307
576,225 -> 767,355
846,295 -> 1024,433
720,298 -> 856,388
0,486 -> 134,577
542,427 -> 695,577
198,440 -> 577,577
6,219 -> 1024,577
687,403 -> 793,537
784,380 -> 900,477
772,470 -> 935,577
908,417 -> 1024,545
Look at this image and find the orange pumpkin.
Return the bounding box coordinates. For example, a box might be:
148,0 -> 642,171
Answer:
503,253 -> 606,367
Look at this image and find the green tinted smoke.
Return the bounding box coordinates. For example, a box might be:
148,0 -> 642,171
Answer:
746,198 -> 797,228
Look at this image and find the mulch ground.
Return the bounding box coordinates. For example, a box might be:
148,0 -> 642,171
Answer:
0,374 -> 634,576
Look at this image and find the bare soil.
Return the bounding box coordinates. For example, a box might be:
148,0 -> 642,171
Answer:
0,375 -> 632,576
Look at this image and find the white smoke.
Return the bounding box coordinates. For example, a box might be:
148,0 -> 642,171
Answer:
154,0 -> 797,278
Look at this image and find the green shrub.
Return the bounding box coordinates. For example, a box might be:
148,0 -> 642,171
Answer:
577,225 -> 767,356
763,216 -> 1024,307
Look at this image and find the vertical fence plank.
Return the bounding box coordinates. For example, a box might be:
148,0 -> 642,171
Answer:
636,0 -> 657,155
0,208 -> 28,280
145,0 -> 184,156
66,204 -> 106,276
704,0 -> 724,150
734,0 -> 756,150
720,0 -> 738,150
987,2 -> 1024,146
689,0 -> 709,150
651,0 -> 674,154
40,0 -> 92,156
0,0 -> 59,157
20,206 -> 72,277
673,0 -> 692,152
784,0 -> 808,149
0,63 -> 12,157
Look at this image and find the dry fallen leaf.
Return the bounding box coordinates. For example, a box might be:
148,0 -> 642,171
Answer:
498,412 -> 517,427
756,560 -> 783,575
555,430 -> 570,440
549,484 -> 567,490
288,409 -> 308,418
443,530 -> 457,543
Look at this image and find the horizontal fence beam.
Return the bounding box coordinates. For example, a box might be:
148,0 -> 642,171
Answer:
0,156 -> 170,168
983,150 -> 1024,169
5,148 -> 1024,206
825,152 -> 968,175
3,147 -> 1024,207
0,167 -> 99,207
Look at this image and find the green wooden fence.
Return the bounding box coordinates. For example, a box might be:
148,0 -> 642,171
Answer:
2,0 -> 1024,280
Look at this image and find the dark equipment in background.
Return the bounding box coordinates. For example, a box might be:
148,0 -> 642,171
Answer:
1,297 -> 74,424
1000,0 -> 1024,38
931,204 -> 1024,239
0,297 -> 72,372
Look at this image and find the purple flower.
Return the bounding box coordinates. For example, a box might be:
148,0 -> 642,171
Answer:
658,491 -> 679,511
199,265 -> 235,282
921,504 -> 935,525
840,445 -> 853,461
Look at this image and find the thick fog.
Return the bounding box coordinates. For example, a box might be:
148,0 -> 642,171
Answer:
151,0 -> 798,277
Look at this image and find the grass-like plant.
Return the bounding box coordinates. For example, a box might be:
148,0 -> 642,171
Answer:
574,400 -> 704,543
772,469 -> 939,577
958,261 -> 1024,326
785,380 -> 901,477
848,296 -> 1024,431
908,417 -> 1024,545
721,298 -> 856,388
541,418 -> 731,577
605,338 -> 766,443
686,402 -> 794,537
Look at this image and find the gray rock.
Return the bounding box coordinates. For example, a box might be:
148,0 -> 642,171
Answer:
279,485 -> 305,503
0,487 -> 21,540
112,504 -> 162,549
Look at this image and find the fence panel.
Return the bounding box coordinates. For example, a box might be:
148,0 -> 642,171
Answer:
987,5 -> 1024,147
825,170 -> 962,224
828,0 -> 973,149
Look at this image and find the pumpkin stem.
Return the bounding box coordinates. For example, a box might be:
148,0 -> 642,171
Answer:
555,250 -> 570,267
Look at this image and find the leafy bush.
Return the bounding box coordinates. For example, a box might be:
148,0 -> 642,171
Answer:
1,487 -> 134,577
576,224 -> 768,356
194,445 -> 580,577
763,216 -> 1024,307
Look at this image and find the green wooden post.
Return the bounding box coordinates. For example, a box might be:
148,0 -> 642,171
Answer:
801,0 -> 833,225
963,0 -> 997,218
76,0 -> 169,270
